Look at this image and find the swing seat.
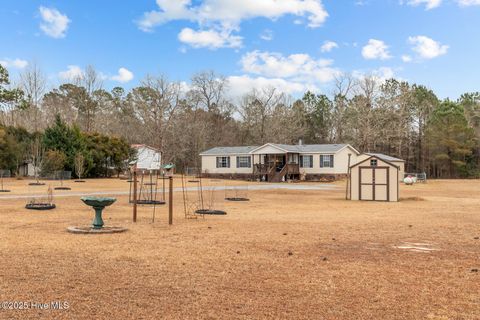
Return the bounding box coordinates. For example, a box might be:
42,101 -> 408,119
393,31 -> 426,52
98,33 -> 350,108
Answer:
135,200 -> 166,205
195,209 -> 227,215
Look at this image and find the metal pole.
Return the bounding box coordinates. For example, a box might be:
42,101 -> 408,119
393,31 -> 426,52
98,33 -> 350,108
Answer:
133,170 -> 137,222
168,176 -> 173,225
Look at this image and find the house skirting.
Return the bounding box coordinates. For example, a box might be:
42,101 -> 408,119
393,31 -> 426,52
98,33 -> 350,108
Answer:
202,173 -> 348,182
304,174 -> 348,182
202,173 -> 254,180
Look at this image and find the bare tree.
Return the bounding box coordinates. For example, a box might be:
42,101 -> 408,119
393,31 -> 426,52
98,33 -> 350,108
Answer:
30,136 -> 45,184
190,70 -> 228,112
131,75 -> 183,156
74,153 -> 85,181
73,65 -> 103,132
20,63 -> 46,132
331,73 -> 357,143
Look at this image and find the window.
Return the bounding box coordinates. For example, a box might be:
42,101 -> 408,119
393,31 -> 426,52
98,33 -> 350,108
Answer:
320,155 -> 334,168
370,159 -> 378,167
216,156 -> 230,168
299,155 -> 313,168
236,156 -> 251,168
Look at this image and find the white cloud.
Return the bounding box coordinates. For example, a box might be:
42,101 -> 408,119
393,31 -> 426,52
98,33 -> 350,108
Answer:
401,0 -> 480,8
352,67 -> 397,85
401,55 -> 413,62
226,50 -> 341,98
58,65 -> 83,80
138,0 -> 328,48
111,67 -> 134,83
362,39 -> 392,60
241,50 -> 339,83
408,35 -> 448,59
227,75 -> 312,98
260,29 -> 274,41
457,0 -> 480,5
178,27 -> 242,49
39,6 -> 70,38
321,41 -> 338,53
401,0 -> 442,10
0,58 -> 28,69
138,0 -> 328,31
373,67 -> 395,80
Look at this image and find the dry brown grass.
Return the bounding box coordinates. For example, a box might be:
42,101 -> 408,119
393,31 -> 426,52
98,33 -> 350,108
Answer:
0,178 -> 479,319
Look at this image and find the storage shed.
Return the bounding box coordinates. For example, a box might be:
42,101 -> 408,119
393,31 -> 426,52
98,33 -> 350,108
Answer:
356,153 -> 405,180
349,155 -> 400,202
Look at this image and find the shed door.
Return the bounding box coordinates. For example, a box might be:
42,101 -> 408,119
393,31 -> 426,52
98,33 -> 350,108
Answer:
359,167 -> 390,201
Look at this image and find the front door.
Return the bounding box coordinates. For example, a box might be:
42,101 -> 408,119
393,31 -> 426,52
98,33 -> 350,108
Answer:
359,167 -> 390,201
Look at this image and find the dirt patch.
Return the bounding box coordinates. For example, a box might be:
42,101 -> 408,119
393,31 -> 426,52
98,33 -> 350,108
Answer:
400,196 -> 426,201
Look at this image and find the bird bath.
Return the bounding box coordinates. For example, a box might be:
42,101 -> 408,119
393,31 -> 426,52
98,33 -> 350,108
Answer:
81,196 -> 116,229
67,197 -> 127,234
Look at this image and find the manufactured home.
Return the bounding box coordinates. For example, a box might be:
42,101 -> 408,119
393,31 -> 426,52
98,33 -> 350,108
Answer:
200,143 -> 361,182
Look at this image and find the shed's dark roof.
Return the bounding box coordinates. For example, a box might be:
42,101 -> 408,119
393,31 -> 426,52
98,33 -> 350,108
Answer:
365,153 -> 404,162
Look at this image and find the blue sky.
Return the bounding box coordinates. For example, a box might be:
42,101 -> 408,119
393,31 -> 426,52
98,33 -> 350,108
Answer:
1,0 -> 479,99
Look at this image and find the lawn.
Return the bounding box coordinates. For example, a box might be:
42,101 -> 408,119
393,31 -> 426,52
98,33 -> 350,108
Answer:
0,178 -> 478,319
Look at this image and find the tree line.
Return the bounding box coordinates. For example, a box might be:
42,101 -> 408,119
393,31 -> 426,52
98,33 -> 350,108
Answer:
1,64 -> 479,178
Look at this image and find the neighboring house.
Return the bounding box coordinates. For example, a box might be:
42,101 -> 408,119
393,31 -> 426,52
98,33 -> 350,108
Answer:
131,144 -> 161,171
18,161 -> 37,177
200,143 -> 361,182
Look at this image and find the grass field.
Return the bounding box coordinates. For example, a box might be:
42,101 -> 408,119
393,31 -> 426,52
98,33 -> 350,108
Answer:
0,177 -> 479,319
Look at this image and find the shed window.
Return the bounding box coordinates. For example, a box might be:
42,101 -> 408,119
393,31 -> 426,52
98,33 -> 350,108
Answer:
236,156 -> 251,168
299,155 -> 313,168
370,159 -> 378,167
216,157 -> 230,168
320,155 -> 334,168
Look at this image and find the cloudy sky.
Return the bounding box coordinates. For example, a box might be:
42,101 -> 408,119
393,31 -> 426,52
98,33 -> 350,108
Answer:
1,0 -> 479,98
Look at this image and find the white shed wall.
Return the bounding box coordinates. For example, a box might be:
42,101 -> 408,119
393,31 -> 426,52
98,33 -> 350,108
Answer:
135,147 -> 161,170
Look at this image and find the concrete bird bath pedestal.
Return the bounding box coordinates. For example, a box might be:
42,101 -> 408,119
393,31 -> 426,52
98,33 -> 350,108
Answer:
82,197 -> 116,229
67,196 -> 127,234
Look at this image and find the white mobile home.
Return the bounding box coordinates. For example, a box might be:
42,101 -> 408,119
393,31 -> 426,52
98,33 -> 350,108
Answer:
200,143 -> 361,182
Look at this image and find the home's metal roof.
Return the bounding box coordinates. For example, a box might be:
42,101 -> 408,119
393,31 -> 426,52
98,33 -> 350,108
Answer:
365,153 -> 404,162
201,143 -> 358,155
270,143 -> 352,153
200,146 -> 259,155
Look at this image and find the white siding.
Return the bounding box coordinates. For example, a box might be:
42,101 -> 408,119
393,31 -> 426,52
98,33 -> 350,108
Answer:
134,147 -> 161,170
299,146 -> 358,175
202,155 -> 253,174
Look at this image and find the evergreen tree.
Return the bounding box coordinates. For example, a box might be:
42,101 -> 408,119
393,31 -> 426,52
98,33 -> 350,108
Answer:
427,101 -> 477,177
